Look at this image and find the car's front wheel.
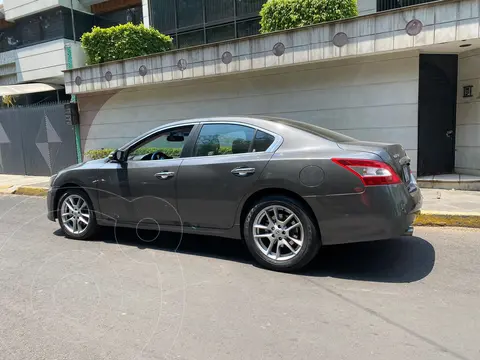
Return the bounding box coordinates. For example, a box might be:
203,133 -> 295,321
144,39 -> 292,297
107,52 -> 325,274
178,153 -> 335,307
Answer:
58,189 -> 97,240
244,195 -> 321,272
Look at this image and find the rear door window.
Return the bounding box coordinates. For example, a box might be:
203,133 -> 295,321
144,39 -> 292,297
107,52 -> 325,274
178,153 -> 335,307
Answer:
193,124 -> 256,156
252,130 -> 275,152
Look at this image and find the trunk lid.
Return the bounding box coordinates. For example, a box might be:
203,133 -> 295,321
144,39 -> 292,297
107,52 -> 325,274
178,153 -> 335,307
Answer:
337,141 -> 411,182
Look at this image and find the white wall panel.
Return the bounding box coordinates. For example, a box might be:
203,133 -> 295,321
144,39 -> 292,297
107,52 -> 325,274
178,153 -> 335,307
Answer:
456,48 -> 480,175
79,52 -> 420,171
3,0 -> 88,20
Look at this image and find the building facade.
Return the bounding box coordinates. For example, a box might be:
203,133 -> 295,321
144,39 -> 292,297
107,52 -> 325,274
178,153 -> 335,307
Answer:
61,0 -> 480,177
0,0 -> 146,103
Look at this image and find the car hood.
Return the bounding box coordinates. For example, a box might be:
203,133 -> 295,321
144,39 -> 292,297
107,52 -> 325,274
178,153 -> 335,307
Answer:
58,158 -> 108,175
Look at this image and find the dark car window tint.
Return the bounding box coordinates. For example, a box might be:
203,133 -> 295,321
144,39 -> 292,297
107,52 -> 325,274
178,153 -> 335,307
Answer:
252,130 -> 275,152
194,124 -> 255,156
128,125 -> 193,160
261,116 -> 355,143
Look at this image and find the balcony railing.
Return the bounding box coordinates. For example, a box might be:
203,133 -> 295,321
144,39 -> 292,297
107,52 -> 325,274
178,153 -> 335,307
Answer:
377,0 -> 437,12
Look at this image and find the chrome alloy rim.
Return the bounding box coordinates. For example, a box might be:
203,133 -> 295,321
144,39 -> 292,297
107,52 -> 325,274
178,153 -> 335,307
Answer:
253,205 -> 304,261
60,195 -> 90,235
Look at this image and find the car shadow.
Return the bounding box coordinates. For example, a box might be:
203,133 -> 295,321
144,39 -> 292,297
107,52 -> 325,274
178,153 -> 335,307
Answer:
305,237 -> 435,283
53,227 -> 435,283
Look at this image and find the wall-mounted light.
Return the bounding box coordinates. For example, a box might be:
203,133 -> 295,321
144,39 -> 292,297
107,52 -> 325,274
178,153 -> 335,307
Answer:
272,42 -> 285,56
333,32 -> 348,47
177,59 -> 187,71
405,19 -> 423,36
222,51 -> 233,64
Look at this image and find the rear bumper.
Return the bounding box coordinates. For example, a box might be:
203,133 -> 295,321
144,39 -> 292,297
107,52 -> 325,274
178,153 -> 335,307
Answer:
47,187 -> 57,222
304,184 -> 422,245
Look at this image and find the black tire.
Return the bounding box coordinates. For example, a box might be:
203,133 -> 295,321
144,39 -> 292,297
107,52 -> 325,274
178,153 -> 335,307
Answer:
57,188 -> 98,240
243,195 -> 321,272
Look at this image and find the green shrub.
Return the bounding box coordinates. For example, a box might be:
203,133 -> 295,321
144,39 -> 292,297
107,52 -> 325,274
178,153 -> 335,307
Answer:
260,0 -> 358,33
81,23 -> 173,65
85,146 -> 237,160
84,148 -> 115,160
130,147 -> 182,157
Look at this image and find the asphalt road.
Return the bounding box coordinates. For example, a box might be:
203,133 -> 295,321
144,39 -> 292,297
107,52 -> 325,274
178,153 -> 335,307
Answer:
0,194 -> 479,360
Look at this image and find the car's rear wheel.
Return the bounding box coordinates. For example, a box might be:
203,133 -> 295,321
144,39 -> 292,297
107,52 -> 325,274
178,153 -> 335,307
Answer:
244,195 -> 321,272
58,189 -> 97,240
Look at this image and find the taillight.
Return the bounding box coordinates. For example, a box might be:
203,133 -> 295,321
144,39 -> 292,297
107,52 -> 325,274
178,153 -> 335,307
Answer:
332,158 -> 402,186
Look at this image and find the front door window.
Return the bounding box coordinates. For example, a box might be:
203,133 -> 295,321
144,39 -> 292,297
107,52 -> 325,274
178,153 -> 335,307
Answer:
128,125 -> 194,161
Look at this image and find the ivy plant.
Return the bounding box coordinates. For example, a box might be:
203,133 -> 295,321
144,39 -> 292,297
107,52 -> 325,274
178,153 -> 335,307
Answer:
260,0 -> 358,33
81,23 -> 173,65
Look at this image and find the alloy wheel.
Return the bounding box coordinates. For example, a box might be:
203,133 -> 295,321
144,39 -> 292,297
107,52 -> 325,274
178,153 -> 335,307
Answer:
60,194 -> 91,235
252,205 -> 304,261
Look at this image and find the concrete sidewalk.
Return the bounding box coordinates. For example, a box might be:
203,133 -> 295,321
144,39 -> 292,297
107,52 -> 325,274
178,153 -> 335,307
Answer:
0,174 -> 479,227
0,175 -> 50,196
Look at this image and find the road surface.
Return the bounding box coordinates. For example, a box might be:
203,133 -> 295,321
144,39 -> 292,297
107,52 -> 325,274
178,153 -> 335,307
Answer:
0,194 -> 479,360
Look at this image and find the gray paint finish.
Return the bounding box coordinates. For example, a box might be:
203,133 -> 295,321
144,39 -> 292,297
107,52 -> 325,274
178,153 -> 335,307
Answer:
48,116 -> 422,248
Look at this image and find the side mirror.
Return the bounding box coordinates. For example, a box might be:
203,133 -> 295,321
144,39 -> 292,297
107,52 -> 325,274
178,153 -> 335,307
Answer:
108,149 -> 125,162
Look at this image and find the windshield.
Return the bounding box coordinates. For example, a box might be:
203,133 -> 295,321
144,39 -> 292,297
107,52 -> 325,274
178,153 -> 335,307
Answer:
260,116 -> 356,143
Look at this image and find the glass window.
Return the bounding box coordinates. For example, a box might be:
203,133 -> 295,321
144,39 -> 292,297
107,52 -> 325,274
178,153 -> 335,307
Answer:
206,24 -> 235,44
205,0 -> 234,23
150,0 -> 176,33
94,6 -> 143,28
127,126 -> 193,161
178,30 -> 204,48
236,0 -> 266,17
176,0 -> 204,29
40,9 -> 66,40
21,18 -> 42,45
194,124 -> 255,156
252,130 -> 275,152
262,117 -> 356,143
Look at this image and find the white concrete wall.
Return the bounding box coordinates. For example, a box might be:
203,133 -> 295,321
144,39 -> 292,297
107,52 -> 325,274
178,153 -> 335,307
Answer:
67,0 -> 479,96
3,0 -> 89,20
142,0 -> 149,27
0,50 -> 16,85
14,39 -> 83,83
78,51 -> 420,171
357,0 -> 376,16
457,48 -> 480,176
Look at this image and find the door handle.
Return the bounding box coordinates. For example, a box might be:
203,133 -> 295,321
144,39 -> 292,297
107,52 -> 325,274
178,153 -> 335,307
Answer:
231,167 -> 256,177
446,130 -> 454,138
155,171 -> 175,180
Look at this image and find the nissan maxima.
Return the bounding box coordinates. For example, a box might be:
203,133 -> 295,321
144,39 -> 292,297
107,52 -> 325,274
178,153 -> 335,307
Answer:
47,116 -> 422,272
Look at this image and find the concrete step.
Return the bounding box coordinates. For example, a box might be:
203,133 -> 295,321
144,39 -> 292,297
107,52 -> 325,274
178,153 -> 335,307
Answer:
417,174 -> 480,191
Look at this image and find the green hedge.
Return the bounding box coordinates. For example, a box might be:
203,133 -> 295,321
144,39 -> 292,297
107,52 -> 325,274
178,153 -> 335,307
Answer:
81,23 -> 173,65
260,0 -> 358,33
85,146 -> 234,160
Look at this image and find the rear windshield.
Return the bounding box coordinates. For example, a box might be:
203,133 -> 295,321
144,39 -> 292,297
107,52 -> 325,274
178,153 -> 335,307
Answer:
261,117 -> 356,143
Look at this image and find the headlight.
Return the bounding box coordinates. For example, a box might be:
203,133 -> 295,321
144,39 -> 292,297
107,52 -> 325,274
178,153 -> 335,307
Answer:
49,174 -> 57,187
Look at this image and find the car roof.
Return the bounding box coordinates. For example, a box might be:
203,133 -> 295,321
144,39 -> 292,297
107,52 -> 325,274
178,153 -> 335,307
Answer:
119,116 -> 354,151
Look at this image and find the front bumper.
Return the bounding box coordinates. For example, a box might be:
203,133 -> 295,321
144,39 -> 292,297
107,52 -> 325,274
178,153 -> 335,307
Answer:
304,184 -> 422,245
46,187 -> 57,222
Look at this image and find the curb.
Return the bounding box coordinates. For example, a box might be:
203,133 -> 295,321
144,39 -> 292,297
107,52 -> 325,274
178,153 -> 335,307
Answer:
13,186 -> 48,197
414,211 -> 480,228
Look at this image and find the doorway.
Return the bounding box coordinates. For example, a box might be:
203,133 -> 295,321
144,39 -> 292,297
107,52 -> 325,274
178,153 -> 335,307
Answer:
417,54 -> 458,176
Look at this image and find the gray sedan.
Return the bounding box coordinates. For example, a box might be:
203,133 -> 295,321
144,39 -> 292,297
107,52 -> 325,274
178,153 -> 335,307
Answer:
47,116 -> 422,272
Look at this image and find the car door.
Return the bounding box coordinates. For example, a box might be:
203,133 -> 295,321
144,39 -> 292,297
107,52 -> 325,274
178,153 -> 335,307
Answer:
96,124 -> 196,226
176,123 -> 279,229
